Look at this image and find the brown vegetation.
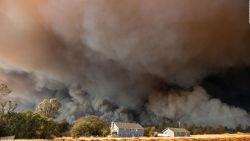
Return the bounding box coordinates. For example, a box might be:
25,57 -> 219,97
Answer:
53,133 -> 250,141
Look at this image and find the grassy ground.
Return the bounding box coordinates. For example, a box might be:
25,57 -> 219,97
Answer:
14,133 -> 250,141
15,140 -> 51,141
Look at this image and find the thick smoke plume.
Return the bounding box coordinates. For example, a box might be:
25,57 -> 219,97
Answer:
0,0 -> 249,128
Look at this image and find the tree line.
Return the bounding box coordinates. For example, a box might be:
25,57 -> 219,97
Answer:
0,83 -> 109,139
0,83 -> 250,139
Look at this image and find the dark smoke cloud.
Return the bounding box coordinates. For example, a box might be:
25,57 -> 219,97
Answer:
0,0 -> 249,128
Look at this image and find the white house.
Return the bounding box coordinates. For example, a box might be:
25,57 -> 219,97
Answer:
110,122 -> 144,137
158,128 -> 190,137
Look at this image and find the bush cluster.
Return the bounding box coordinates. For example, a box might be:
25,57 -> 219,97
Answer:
0,111 -> 68,139
70,115 -> 110,138
1,112 -> 250,139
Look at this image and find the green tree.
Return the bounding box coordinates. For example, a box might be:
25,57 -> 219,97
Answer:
71,115 -> 110,138
0,111 -> 60,139
57,119 -> 70,136
35,98 -> 61,118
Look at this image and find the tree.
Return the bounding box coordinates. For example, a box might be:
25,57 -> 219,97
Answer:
0,111 -> 60,139
246,126 -> 250,133
35,98 -> 61,118
0,83 -> 17,115
70,115 -> 110,138
0,83 -> 11,96
57,119 -> 70,136
144,126 -> 157,137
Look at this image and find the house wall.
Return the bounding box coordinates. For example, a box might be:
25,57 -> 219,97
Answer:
163,129 -> 174,137
110,122 -> 144,137
169,131 -> 190,137
157,133 -> 170,137
174,132 -> 190,137
161,128 -> 190,137
111,122 -> 119,135
118,128 -> 144,137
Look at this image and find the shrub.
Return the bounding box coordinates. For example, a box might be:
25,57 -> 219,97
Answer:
144,127 -> 156,137
71,115 -> 110,138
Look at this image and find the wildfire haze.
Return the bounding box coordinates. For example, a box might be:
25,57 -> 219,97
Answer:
0,0 -> 250,129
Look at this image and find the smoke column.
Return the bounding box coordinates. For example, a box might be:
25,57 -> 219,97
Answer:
0,0 -> 249,128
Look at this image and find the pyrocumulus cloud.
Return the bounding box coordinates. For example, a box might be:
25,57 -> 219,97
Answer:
0,0 -> 249,128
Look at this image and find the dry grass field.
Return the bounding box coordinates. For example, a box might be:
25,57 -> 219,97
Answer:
52,133 -> 250,141
13,134 -> 250,141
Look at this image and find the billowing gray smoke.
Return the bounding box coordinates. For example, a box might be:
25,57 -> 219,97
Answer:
0,0 -> 249,128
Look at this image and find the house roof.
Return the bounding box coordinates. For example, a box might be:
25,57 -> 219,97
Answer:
114,122 -> 144,129
163,128 -> 190,133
